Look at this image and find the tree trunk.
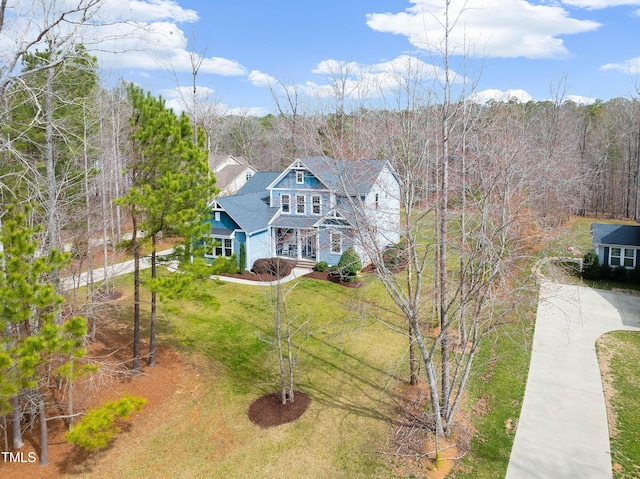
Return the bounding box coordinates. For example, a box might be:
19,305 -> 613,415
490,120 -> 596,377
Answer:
408,326 -> 418,385
149,234 -> 157,367
132,212 -> 140,371
38,399 -> 47,466
11,395 -> 23,449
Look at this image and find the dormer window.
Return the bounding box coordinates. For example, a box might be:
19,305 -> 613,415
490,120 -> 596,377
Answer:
296,170 -> 304,184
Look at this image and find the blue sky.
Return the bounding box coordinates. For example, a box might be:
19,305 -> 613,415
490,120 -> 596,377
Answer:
6,0 -> 640,115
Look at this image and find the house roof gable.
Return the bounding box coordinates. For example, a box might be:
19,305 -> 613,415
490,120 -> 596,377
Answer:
591,223 -> 640,247
266,156 -> 391,196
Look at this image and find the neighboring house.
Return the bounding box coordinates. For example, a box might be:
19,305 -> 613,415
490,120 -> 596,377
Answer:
591,223 -> 640,268
204,156 -> 400,271
209,154 -> 257,196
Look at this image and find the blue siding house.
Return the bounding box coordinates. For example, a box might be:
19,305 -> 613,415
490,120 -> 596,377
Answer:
592,223 -> 640,268
205,157 -> 400,271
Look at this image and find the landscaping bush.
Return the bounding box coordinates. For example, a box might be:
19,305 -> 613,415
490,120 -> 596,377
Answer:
210,254 -> 239,274
612,265 -> 628,282
581,250 -> 601,280
330,247 -> 362,282
252,257 -> 295,277
67,396 -> 146,450
600,262 -> 612,281
628,265 -> 640,284
314,261 -> 328,272
382,239 -> 408,270
239,244 -> 246,274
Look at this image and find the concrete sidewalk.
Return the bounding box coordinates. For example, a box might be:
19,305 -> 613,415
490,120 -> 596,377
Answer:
506,282 -> 640,479
60,249 -> 174,291
210,266 -> 312,286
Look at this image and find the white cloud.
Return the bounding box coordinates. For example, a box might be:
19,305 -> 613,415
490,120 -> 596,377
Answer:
561,0 -> 640,8
467,88 -> 534,104
250,55 -> 458,104
600,57 -> 640,74
99,0 -> 199,22
565,94 -> 598,104
366,0 -> 600,59
0,1 -> 245,78
248,70 -> 279,89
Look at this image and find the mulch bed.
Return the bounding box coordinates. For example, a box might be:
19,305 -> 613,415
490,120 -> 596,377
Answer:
303,270 -> 363,288
247,392 -> 311,428
219,270 -> 363,288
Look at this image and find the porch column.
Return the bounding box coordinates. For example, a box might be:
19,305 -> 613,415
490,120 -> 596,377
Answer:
296,229 -> 302,260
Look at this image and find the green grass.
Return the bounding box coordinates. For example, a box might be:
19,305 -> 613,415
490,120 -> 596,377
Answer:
79,273 -> 407,479
77,213 -> 635,479
598,331 -> 640,479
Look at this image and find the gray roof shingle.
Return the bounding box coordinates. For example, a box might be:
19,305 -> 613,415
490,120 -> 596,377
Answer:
591,223 -> 640,247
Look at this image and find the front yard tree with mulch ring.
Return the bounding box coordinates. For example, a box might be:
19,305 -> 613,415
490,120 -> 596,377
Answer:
249,275 -> 312,426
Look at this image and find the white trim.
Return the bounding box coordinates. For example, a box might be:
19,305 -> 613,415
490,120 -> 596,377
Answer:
609,246 -> 637,268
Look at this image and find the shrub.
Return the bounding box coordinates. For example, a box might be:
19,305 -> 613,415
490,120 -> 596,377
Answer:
210,254 -> 239,274
612,265 -> 628,282
314,261 -> 328,272
239,243 -> 246,274
331,247 -> 362,282
581,250 -> 601,280
628,266 -> 640,284
600,262 -> 612,281
67,396 -> 146,450
252,257 -> 295,277
382,239 -> 408,269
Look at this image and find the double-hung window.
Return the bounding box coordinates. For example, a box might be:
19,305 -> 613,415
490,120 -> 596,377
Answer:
281,194 -> 290,213
296,195 -> 305,214
311,195 -> 321,215
205,237 -> 233,258
610,247 -> 636,268
296,170 -> 304,184
330,233 -> 342,254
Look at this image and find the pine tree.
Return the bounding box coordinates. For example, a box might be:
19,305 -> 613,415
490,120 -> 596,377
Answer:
0,209 -> 88,463
117,84 -> 216,369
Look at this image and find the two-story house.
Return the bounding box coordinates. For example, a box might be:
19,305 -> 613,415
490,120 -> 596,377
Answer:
205,156 -> 400,271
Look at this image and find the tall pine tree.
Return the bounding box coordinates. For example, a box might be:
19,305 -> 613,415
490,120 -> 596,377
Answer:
117,84 -> 216,369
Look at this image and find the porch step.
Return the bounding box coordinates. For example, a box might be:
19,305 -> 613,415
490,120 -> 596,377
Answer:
295,259 -> 316,269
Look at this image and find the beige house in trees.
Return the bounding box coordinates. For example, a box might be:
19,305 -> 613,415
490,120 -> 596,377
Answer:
209,154 -> 257,196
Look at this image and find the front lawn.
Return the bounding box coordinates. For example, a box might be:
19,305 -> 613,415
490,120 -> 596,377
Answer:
76,273 -> 407,479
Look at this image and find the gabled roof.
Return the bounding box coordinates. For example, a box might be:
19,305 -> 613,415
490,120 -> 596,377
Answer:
215,173 -> 280,234
591,223 -> 640,247
302,156 -> 388,196
267,156 -> 390,196
236,171 -> 280,195
209,155 -> 256,192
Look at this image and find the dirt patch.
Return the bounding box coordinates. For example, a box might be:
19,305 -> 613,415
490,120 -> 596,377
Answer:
247,391 -> 311,428
1,319 -> 183,479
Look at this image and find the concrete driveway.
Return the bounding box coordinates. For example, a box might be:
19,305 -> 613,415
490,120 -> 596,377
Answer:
506,281 -> 640,479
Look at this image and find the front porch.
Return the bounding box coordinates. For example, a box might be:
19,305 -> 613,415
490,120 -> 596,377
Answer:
274,227 -> 317,262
